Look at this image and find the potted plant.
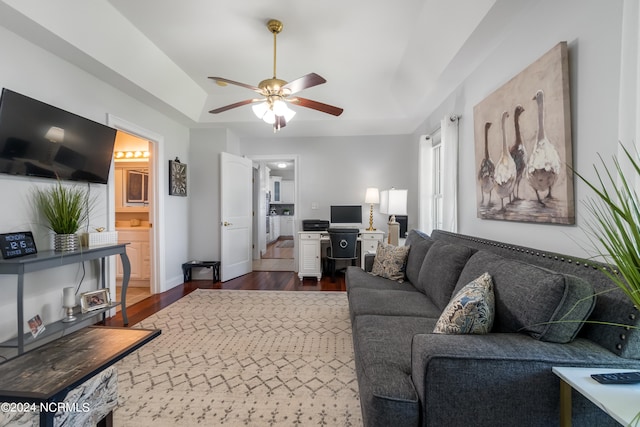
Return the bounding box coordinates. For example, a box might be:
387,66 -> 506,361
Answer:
32,180 -> 92,252
574,144 -> 640,308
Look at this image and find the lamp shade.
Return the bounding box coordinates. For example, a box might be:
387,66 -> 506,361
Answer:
380,189 -> 407,215
364,187 -> 379,204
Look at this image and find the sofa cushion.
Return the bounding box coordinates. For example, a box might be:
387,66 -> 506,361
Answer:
434,272 -> 495,334
491,259 -> 597,343
454,250 -> 505,295
345,266 -> 420,296
371,241 -> 410,281
417,241 -> 476,310
348,287 -> 441,319
404,233 -> 435,285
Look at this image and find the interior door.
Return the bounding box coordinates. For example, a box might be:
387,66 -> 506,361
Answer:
220,152 -> 253,281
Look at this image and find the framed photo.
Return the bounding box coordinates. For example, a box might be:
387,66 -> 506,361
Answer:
80,289 -> 111,313
27,314 -> 45,338
169,158 -> 187,196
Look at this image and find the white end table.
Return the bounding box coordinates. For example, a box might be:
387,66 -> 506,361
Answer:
552,366 -> 640,426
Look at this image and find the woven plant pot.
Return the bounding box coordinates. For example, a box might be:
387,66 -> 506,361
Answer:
54,234 -> 80,252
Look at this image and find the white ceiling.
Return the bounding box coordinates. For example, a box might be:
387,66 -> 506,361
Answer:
0,0 -> 511,138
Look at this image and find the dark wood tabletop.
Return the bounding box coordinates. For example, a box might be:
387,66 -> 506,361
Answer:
0,326 -> 160,401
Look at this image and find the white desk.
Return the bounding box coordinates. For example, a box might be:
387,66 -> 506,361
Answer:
552,366 -> 640,426
298,230 -> 385,280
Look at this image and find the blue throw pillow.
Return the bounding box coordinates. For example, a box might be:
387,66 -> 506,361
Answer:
433,272 -> 495,334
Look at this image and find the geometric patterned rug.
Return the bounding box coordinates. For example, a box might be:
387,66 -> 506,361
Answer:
114,290 -> 362,426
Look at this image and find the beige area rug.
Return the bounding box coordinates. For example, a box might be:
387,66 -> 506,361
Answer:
114,290 -> 362,426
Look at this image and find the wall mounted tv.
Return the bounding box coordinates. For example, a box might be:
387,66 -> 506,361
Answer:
0,88 -> 117,184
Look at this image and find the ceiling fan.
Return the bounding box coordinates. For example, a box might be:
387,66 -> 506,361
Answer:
208,19 -> 343,132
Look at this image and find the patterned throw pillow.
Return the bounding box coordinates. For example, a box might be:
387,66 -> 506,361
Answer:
433,272 -> 495,334
371,241 -> 410,282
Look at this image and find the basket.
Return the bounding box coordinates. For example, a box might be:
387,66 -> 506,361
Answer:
80,231 -> 118,248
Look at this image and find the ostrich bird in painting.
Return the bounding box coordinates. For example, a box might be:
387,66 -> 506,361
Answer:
494,111 -> 517,211
478,122 -> 495,205
509,105 -> 526,200
528,90 -> 561,207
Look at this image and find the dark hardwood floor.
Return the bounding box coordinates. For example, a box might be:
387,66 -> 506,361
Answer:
104,271 -> 346,327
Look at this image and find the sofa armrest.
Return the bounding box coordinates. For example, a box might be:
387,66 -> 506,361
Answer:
410,333 -> 640,427
364,253 -> 375,272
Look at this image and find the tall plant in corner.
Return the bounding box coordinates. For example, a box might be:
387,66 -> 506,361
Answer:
32,180 -> 92,252
574,143 -> 640,309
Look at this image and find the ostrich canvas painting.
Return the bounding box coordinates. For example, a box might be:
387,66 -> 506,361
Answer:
473,42 -> 574,224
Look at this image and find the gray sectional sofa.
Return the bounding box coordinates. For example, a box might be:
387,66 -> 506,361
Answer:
346,229 -> 640,427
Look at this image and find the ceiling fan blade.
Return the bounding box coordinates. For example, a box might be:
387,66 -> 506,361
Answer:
208,77 -> 262,93
290,97 -> 344,116
209,99 -> 262,114
282,73 -> 326,95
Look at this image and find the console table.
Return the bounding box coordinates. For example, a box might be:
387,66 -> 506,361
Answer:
552,366 -> 640,426
0,326 -> 160,427
0,244 -> 131,356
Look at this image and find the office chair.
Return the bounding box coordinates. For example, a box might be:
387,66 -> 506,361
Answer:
326,228 -> 359,282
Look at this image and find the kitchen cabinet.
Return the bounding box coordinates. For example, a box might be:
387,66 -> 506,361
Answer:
280,216 -> 294,236
281,180 -> 294,203
270,176 -> 282,202
269,216 -> 281,242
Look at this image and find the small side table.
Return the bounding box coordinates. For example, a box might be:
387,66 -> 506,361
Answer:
552,366 -> 640,426
182,261 -> 220,283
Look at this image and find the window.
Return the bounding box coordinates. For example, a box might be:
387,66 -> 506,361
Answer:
419,115 -> 459,233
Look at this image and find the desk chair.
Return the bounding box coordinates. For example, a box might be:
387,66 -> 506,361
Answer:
326,228 -> 359,281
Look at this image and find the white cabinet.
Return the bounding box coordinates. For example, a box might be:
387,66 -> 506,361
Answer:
281,180 -> 294,203
270,176 -> 282,202
298,233 -> 321,280
116,229 -> 150,284
269,216 -> 280,242
280,216 -> 294,236
359,230 -> 385,269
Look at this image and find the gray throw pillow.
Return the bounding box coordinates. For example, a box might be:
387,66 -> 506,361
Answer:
371,241 -> 410,282
491,259 -> 596,343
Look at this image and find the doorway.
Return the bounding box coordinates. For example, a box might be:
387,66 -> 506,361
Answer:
251,155 -> 298,272
113,131 -> 152,307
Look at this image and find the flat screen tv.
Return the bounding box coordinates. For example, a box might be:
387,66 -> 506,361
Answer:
330,205 -> 362,225
0,88 -> 117,184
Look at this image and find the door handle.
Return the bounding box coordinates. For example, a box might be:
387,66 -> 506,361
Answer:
223,221 -> 233,226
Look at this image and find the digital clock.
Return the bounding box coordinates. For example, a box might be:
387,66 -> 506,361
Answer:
0,231 -> 38,259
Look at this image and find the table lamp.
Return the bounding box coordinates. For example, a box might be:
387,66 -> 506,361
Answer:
364,187 -> 379,231
62,287 -> 77,322
380,188 -> 407,245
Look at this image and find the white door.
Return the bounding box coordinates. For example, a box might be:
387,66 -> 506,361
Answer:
220,152 -> 253,281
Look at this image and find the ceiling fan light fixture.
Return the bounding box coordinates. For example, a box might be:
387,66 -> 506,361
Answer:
272,99 -> 288,116
252,102 -> 269,119
283,107 -> 296,122
262,109 -> 276,124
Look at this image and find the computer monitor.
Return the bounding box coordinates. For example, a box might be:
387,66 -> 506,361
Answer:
330,205 -> 363,227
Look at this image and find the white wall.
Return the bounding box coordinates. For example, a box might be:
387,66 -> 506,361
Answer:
239,134 -> 418,235
0,24 -> 190,342
413,0 -> 626,258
